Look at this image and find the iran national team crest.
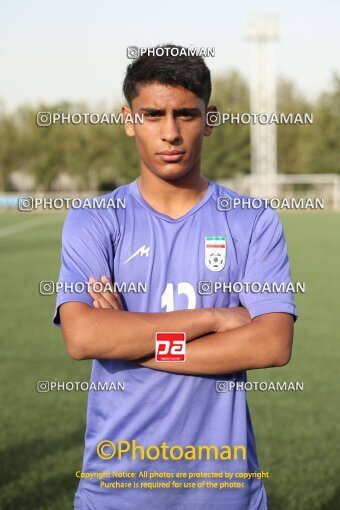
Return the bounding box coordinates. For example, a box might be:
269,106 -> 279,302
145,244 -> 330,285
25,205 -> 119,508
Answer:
205,236 -> 227,272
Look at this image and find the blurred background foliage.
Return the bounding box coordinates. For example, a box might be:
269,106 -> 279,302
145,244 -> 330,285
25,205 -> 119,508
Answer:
0,70 -> 339,192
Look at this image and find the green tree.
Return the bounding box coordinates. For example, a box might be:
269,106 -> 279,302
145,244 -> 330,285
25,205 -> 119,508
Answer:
203,71 -> 250,180
307,73 -> 340,174
276,77 -> 314,174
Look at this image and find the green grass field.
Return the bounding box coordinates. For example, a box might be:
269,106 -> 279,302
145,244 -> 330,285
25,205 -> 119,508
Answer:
0,211 -> 339,510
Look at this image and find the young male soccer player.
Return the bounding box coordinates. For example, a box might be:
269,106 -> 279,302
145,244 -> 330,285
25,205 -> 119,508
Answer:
53,44 -> 297,510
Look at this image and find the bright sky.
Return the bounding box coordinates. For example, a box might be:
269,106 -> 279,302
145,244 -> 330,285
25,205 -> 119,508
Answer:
1,0 -> 339,111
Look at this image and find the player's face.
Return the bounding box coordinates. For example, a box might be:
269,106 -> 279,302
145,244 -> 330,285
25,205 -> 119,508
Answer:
123,82 -> 214,181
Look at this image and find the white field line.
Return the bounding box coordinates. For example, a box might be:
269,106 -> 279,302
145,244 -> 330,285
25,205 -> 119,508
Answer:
0,216 -> 60,239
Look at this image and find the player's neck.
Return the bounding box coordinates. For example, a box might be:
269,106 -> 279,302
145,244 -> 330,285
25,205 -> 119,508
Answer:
137,168 -> 209,219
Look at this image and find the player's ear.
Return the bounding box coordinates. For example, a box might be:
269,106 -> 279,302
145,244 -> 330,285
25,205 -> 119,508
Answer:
122,105 -> 135,137
204,105 -> 218,137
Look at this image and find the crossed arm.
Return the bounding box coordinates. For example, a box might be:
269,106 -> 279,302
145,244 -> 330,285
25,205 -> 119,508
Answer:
59,276 -> 294,376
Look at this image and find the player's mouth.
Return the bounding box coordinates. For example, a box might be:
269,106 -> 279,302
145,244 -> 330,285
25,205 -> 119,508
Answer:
156,150 -> 185,163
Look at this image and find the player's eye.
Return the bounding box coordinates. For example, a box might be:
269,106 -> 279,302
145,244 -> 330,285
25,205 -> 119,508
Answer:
176,111 -> 199,120
144,112 -> 162,119
179,114 -> 194,120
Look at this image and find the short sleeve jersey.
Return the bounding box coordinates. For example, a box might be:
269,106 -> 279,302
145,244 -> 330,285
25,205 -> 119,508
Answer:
53,179 -> 297,510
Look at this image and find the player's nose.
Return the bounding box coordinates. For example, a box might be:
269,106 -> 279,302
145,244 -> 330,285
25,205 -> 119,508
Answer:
160,115 -> 181,143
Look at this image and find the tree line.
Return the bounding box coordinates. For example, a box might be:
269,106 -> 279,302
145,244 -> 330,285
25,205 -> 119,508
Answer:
0,71 -> 339,191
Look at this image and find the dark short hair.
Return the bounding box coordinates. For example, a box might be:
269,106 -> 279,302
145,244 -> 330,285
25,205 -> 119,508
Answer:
123,43 -> 212,105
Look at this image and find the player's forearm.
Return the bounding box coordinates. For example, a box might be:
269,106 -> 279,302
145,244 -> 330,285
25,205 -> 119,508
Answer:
61,304 -> 216,361
136,314 -> 294,375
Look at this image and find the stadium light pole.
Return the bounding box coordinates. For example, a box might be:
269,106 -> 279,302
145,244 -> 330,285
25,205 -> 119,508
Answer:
246,16 -> 279,197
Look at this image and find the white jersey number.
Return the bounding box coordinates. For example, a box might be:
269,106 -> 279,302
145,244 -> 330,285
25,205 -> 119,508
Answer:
161,282 -> 196,312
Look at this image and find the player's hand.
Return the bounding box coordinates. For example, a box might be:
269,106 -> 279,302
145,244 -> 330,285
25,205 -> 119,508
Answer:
88,275 -> 124,310
213,306 -> 251,333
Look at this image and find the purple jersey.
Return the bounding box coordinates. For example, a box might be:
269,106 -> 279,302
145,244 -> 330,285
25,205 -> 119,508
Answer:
53,178 -> 297,510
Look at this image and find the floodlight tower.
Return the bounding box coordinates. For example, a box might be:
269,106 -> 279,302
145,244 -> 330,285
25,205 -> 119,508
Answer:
246,17 -> 279,197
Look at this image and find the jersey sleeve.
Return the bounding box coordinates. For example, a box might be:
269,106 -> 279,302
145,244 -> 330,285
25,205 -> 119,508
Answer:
52,207 -> 113,326
239,207 -> 298,320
